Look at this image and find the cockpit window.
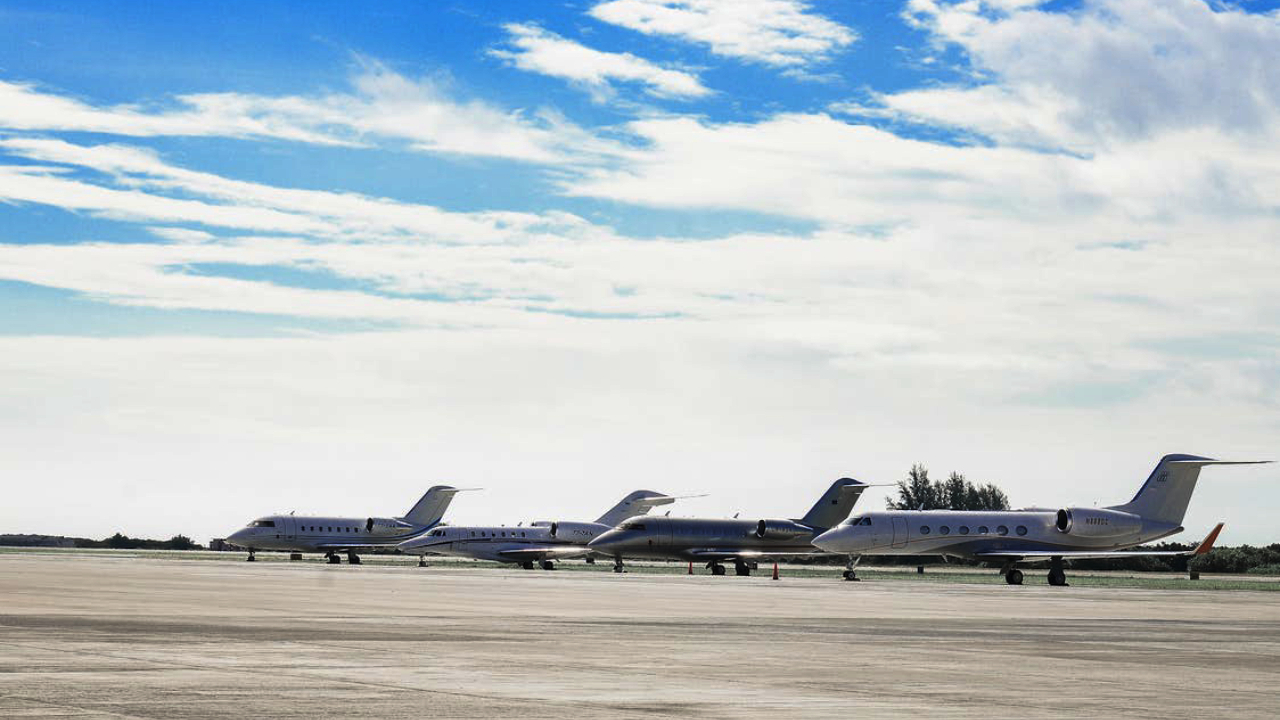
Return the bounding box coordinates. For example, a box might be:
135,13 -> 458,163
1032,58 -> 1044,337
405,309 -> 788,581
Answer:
859,517 -> 871,526
249,520 -> 276,528
620,521 -> 646,531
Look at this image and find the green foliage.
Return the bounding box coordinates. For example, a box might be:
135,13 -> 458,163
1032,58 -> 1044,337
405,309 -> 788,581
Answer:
74,533 -> 205,550
886,466 -> 1010,511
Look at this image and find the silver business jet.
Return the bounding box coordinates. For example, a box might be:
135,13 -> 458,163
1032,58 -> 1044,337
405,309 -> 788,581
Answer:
587,478 -> 873,575
226,486 -> 466,564
812,454 -> 1268,585
397,490 -> 680,569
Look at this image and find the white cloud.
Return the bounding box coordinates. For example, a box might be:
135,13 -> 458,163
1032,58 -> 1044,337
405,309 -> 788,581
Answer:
492,23 -> 711,100
891,0 -> 1280,149
589,0 -> 856,68
0,61 -> 615,163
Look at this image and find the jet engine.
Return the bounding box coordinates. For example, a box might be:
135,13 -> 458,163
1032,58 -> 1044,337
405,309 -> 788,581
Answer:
1054,508 -> 1141,538
754,519 -> 810,540
365,517 -> 415,535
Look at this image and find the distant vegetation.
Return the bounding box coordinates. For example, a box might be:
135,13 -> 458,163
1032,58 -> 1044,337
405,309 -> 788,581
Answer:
75,533 -> 204,550
886,464 -> 1010,511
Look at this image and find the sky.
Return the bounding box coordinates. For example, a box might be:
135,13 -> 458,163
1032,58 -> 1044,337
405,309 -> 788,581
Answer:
1,0 -> 1278,545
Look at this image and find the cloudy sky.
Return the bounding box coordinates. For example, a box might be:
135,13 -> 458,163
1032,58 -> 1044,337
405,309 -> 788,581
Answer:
1,0 -> 1277,545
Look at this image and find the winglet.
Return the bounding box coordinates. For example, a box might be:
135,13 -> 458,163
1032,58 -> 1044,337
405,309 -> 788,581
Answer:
1193,522 -> 1224,555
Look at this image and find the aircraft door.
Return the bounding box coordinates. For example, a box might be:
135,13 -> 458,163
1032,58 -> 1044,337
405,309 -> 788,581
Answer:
283,516 -> 296,540
891,516 -> 908,549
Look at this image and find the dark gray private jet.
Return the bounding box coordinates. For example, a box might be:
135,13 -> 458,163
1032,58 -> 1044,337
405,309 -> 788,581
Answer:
586,478 -> 872,576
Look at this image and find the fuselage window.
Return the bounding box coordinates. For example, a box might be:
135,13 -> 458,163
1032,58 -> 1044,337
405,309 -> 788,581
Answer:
1016,526 -> 1028,536
250,520 -> 276,528
959,526 -> 969,535
997,525 -> 1009,536
978,526 -> 989,534
940,526 -> 950,535
920,526 -> 931,535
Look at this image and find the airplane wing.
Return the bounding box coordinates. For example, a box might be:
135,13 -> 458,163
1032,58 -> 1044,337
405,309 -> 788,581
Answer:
313,541 -> 414,551
496,545 -> 592,561
684,548 -> 823,562
974,523 -> 1224,562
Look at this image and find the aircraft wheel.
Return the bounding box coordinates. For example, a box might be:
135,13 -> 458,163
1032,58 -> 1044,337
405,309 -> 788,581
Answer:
347,553 -> 361,565
842,570 -> 860,581
1048,568 -> 1068,586
246,552 -> 256,562
541,560 -> 555,571
710,564 -> 726,576
1005,569 -> 1024,585
327,553 -> 341,564
734,564 -> 751,577
521,560 -> 535,570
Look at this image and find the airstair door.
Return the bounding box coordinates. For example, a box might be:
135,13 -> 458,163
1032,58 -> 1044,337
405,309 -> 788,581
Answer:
891,516 -> 909,549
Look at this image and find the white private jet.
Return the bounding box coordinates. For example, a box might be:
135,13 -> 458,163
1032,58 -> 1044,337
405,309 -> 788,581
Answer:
397,490 -> 682,569
226,485 -> 467,564
813,454 -> 1269,586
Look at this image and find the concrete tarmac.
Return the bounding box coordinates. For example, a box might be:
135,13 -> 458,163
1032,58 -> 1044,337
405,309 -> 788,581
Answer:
1,553 -> 1278,719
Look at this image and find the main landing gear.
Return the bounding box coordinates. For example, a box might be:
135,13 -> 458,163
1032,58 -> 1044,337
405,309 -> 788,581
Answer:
709,563 -> 726,576
733,560 -> 752,577
1004,568 -> 1024,585
325,552 -> 342,565
842,555 -> 861,581
1047,556 -> 1068,587
521,560 -> 536,570
346,551 -> 361,565
541,560 -> 556,571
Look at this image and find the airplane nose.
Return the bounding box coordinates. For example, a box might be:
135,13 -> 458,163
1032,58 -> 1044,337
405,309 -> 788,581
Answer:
587,531 -> 621,553
811,528 -> 845,553
227,529 -> 250,545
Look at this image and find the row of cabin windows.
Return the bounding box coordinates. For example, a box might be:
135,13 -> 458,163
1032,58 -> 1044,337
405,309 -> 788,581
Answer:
427,529 -> 530,538
919,524 -> 1028,537
301,526 -> 360,533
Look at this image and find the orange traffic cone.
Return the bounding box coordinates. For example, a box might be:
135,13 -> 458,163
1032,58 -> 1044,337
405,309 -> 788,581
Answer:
772,562 -> 780,580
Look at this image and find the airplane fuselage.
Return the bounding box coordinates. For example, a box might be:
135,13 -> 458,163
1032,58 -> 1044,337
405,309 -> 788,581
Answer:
588,517 -> 824,562
227,515 -> 426,554
400,522 -> 606,563
813,509 -> 1182,559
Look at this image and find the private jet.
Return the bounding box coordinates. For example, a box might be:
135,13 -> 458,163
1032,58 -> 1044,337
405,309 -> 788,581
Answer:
226,485 -> 465,564
587,478 -> 873,575
812,454 -> 1268,585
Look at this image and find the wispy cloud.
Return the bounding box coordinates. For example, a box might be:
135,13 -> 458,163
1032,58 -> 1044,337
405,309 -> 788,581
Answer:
589,0 -> 856,68
0,60 -> 617,163
492,23 -> 711,100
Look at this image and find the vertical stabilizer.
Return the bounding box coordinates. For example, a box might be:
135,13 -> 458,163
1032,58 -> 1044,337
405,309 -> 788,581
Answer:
595,490 -> 674,527
798,478 -> 870,530
401,486 -> 462,527
1109,455 -> 1267,526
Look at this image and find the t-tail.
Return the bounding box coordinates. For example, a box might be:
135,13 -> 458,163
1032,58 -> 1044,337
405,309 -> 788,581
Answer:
400,485 -> 467,528
1108,454 -> 1270,526
796,478 -> 872,531
595,490 -> 675,527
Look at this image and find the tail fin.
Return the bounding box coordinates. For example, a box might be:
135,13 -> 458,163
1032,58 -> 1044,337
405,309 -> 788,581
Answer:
401,485 -> 465,527
595,490 -> 675,527
1109,455 -> 1269,526
797,478 -> 871,530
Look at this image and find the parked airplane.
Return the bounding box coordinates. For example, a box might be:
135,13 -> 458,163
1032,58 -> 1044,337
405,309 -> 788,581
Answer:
812,454 -> 1268,585
397,490 -> 682,569
226,486 -> 466,564
586,479 -> 873,575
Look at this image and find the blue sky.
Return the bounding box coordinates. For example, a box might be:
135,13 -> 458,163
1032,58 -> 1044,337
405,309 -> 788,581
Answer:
0,0 -> 1277,543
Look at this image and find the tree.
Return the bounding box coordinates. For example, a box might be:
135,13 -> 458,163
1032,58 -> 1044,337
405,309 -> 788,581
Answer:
887,466 -> 1010,511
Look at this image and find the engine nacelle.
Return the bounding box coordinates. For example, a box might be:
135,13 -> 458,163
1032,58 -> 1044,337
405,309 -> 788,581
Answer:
542,521 -> 607,541
755,519 -> 810,540
365,517 -> 415,535
1054,508 -> 1141,538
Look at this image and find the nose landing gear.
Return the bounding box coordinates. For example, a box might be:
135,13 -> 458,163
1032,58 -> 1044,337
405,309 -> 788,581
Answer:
612,556 -> 625,574
246,549 -> 256,562
842,555 -> 861,581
